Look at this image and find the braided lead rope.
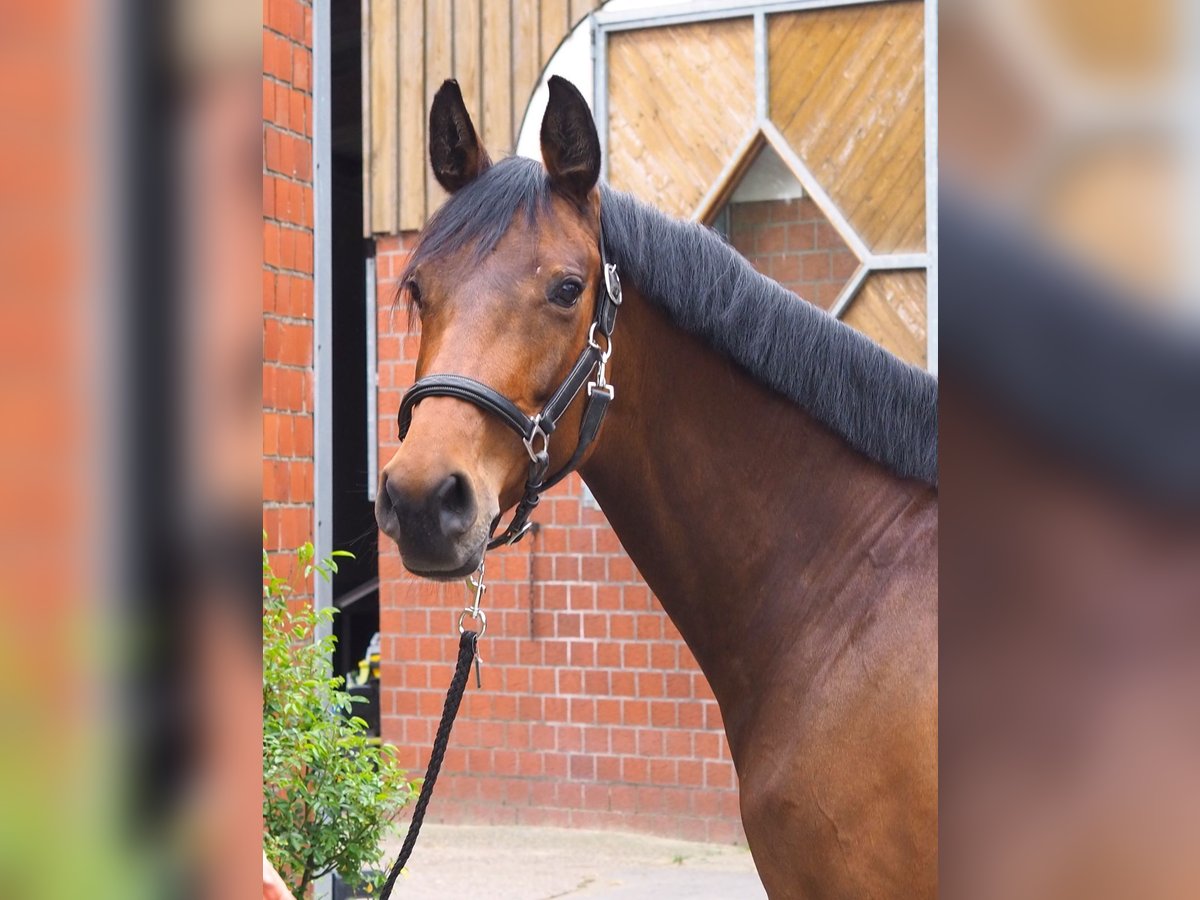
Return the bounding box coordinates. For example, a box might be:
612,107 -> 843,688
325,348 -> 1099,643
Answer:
378,630 -> 478,898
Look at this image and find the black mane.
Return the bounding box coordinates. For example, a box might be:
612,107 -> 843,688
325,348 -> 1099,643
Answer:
401,156 -> 938,485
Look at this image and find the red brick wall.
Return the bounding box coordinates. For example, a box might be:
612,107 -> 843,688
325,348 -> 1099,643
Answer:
728,197 -> 859,310
376,234 -> 745,844
262,0 -> 315,570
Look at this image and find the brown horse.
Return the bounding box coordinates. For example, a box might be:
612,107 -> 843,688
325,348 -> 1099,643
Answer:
376,76 -> 938,899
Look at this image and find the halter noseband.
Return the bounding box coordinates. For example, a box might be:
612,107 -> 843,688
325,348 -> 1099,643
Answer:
396,236 -> 623,548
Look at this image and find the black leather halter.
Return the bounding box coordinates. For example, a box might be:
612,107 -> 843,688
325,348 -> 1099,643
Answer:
397,237 -> 623,549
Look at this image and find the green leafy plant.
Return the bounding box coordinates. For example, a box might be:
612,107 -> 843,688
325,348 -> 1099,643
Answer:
263,538 -> 418,896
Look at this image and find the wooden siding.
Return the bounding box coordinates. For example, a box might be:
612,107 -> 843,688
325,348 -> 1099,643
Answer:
769,2 -> 926,254
840,270 -> 927,366
606,19 -> 758,219
365,0 -> 603,235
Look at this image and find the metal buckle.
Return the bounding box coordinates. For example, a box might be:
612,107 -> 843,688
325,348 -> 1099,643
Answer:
587,381 -> 614,400
604,262 -> 622,305
522,418 -> 549,463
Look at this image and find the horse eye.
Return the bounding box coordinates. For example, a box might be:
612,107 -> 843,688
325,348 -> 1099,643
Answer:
405,279 -> 422,307
552,278 -> 584,308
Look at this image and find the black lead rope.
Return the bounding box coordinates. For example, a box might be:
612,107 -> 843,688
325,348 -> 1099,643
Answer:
378,630 -> 478,899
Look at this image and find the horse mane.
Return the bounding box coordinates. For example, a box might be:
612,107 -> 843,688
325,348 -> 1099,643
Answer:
401,156 -> 938,485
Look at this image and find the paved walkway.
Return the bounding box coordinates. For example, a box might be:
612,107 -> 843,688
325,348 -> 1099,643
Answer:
374,824 -> 767,899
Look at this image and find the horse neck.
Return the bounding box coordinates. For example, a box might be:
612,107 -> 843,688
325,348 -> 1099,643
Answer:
579,284 -> 930,750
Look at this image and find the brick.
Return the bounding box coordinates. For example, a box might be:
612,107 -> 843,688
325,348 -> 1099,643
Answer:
292,44 -> 310,91
636,671 -> 664,698
757,223 -> 787,254
773,254 -> 801,283
262,460 -> 287,501
679,760 -> 704,787
832,249 -> 859,279
652,758 -> 677,785
611,671 -> 636,696
273,81 -> 290,129
609,613 -> 635,639
290,0 -> 307,42
596,756 -> 621,782
635,614 -> 663,641
637,729 -> 663,756
265,0 -> 291,35
568,697 -> 595,723
289,88 -> 306,135
263,222 -> 281,268
622,757 -> 649,784
739,200 -> 771,224
596,642 -> 621,668
262,32 -> 285,80
596,698 -> 621,725
557,669 -> 582,695
801,252 -> 831,280
277,227 -> 296,270
786,222 -> 817,250
665,672 -> 692,697
650,643 -> 676,669
815,220 -> 844,249
567,642 -> 594,668
288,460 -> 312,502
580,555 -> 605,581
623,644 -> 648,668
569,755 -> 594,780
583,670 -> 608,696
262,411 -> 280,455
294,229 -> 314,273
623,700 -> 649,726
277,319 -> 312,366
650,701 -> 677,728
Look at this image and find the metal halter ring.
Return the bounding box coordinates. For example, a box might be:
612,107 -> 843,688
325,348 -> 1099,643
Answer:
457,607 -> 487,637
587,322 -> 613,363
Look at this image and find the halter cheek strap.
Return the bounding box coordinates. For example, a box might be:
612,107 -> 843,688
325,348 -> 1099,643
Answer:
396,237 -> 622,549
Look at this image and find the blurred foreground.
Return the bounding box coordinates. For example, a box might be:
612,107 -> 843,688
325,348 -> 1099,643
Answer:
940,0 -> 1200,897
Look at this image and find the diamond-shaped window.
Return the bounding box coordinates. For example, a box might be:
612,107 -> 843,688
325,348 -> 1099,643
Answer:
708,141 -> 859,312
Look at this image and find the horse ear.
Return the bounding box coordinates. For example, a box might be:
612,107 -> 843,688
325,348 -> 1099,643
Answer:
429,79 -> 491,193
540,76 -> 600,203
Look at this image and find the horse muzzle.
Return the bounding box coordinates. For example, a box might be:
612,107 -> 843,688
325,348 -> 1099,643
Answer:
376,467 -> 492,579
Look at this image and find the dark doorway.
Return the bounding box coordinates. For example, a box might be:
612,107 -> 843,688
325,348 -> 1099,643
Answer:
329,0 -> 379,694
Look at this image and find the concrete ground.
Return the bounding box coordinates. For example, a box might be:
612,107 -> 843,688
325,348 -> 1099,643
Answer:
372,824 -> 767,899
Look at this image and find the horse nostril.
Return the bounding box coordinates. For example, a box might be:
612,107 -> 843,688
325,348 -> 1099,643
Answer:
435,472 -> 476,538
383,473 -> 404,510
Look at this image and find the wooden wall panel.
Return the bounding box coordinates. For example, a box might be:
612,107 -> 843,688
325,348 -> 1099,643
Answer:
367,0 -> 397,234
397,0 -> 425,230
453,0 -> 483,124
570,0 -> 593,28
365,0 -> 603,236
841,270 -> 927,366
606,19 -> 757,218
480,0 -> 513,157
424,0 -> 453,217
540,0 -> 571,70
512,1 -> 542,144
768,2 -> 926,254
